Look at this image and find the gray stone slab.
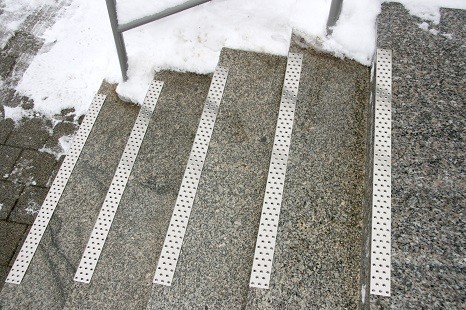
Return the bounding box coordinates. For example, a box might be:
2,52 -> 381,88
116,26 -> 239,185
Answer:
0,265 -> 8,292
42,121 -> 79,159
8,225 -> 30,267
0,220 -> 27,265
0,83 -> 139,310
0,118 -> 14,144
369,4 -> 466,309
245,41 -> 370,309
9,185 -> 48,224
7,149 -> 57,187
63,72 -> 211,310
0,145 -> 21,179
146,49 -> 286,309
0,181 -> 23,219
5,118 -> 51,149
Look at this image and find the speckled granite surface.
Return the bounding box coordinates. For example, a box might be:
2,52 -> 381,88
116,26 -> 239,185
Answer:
0,83 -> 139,309
245,39 -> 370,309
63,72 -> 210,310
371,3 -> 465,309
147,49 -> 286,309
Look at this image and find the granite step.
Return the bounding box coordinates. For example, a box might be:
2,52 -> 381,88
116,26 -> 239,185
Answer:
1,46 -> 371,309
0,82 -> 140,309
146,48 -> 287,309
62,71 -> 212,309
368,4 -> 466,309
245,37 -> 370,309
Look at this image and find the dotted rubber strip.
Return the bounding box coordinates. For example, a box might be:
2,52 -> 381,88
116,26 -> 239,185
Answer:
153,66 -> 229,286
370,49 -> 392,297
6,94 -> 107,285
74,81 -> 163,283
249,53 -> 303,289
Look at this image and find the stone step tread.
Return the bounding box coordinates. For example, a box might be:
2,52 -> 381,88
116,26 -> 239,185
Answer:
0,82 -> 140,309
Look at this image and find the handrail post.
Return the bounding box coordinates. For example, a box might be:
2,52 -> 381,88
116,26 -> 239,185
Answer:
105,0 -> 129,81
326,0 -> 343,36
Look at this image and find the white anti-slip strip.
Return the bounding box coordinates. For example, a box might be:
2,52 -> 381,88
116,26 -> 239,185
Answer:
249,53 -> 303,289
153,66 -> 229,286
370,48 -> 392,297
6,94 -> 107,285
74,81 -> 163,284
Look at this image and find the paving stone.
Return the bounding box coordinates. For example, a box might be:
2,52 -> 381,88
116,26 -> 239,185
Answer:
0,220 -> 27,265
42,121 -> 78,159
0,181 -> 23,219
0,265 -> 9,291
5,118 -> 51,149
9,185 -> 48,225
0,53 -> 16,79
0,118 -> 14,143
48,156 -> 64,187
8,225 -> 30,267
8,149 -> 57,187
0,145 -> 21,179
54,108 -> 77,123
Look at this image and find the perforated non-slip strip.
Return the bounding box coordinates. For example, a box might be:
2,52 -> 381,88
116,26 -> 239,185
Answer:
153,66 -> 228,286
74,81 -> 163,283
370,49 -> 392,297
249,53 -> 303,289
6,94 -> 107,285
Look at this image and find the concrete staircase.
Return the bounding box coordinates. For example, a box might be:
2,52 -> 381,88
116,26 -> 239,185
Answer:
0,37 -> 371,309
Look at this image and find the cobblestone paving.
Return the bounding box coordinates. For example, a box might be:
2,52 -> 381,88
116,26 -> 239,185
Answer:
0,0 -> 73,291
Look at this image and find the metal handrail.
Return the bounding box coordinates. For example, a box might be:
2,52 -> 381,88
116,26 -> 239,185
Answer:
326,0 -> 343,35
107,0 -> 343,81
106,0 -> 211,81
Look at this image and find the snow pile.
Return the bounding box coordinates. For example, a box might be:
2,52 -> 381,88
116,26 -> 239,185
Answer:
15,0 -> 116,118
116,0 -> 189,24
387,0 -> 466,24
6,0 -> 466,119
0,0 -> 61,48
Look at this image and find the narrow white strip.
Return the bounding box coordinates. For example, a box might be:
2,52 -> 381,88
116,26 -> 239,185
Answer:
370,49 -> 392,297
153,66 -> 229,286
74,81 -> 163,283
6,94 -> 106,284
249,53 -> 303,289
